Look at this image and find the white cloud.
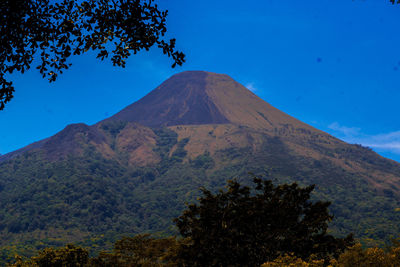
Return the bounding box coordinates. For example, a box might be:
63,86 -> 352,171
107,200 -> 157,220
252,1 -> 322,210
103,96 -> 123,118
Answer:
363,131 -> 400,152
366,142 -> 400,150
327,122 -> 400,154
328,122 -> 361,138
245,83 -> 257,92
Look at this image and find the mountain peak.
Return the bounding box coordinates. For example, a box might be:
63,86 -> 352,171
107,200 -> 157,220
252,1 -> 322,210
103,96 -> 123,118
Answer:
105,71 -> 314,130
106,71 -> 230,127
168,70 -> 230,78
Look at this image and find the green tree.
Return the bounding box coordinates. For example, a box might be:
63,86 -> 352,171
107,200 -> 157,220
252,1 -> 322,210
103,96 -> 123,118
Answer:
332,243 -> 400,267
90,234 -> 180,267
174,177 -> 354,267
0,0 -> 185,110
9,244 -> 89,267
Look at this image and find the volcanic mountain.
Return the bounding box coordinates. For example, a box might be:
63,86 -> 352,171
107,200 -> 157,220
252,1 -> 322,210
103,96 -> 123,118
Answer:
105,71 -> 311,130
0,71 -> 399,258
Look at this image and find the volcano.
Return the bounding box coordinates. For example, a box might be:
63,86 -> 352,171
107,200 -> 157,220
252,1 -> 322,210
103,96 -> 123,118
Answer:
106,71 -> 314,130
0,71 -> 399,256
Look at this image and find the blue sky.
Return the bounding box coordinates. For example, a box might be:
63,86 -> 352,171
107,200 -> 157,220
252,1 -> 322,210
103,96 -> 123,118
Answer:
1,0 -> 400,162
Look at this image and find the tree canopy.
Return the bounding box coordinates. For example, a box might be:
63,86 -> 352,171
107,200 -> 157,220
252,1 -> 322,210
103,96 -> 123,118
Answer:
90,234 -> 180,266
174,177 -> 354,267
10,244 -> 89,267
0,0 -> 185,110
6,177 -> 361,266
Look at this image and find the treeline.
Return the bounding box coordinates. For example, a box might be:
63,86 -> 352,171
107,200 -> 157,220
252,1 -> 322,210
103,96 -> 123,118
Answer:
262,243 -> 400,266
6,177 -> 364,266
8,237 -> 400,267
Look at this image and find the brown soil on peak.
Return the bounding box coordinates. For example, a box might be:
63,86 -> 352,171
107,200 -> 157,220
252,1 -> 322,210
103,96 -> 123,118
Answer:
103,71 -> 326,137
203,73 -> 319,131
107,71 -> 229,127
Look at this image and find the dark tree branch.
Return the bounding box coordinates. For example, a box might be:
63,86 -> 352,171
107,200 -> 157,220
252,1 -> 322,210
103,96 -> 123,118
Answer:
0,0 -> 185,110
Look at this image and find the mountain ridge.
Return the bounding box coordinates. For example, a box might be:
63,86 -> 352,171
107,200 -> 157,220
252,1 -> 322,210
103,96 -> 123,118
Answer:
0,71 -> 333,162
1,71 -> 327,162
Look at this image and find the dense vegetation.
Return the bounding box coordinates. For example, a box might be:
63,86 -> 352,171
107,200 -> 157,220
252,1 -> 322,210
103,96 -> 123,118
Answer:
174,178 -> 353,266
8,237 -> 400,267
0,127 -> 211,262
5,179 -> 399,266
0,126 -> 399,263
261,242 -> 400,267
8,178 -> 357,266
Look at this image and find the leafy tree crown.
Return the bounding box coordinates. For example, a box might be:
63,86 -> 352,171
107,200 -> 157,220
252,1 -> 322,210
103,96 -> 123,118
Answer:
174,177 -> 354,267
